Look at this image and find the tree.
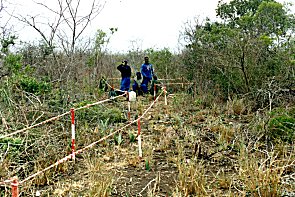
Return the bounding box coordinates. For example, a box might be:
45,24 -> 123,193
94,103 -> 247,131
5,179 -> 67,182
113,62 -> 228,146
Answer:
17,0 -> 105,55
0,0 -> 16,57
86,28 -> 117,81
14,0 -> 106,90
182,0 -> 294,99
144,48 -> 174,79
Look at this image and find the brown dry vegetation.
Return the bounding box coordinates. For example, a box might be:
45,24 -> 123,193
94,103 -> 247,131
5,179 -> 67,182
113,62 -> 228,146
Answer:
0,0 -> 294,196
1,89 -> 294,197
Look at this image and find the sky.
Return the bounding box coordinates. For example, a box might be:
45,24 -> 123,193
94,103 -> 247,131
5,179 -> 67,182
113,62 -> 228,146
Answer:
4,0 -> 294,53
95,0 -> 224,52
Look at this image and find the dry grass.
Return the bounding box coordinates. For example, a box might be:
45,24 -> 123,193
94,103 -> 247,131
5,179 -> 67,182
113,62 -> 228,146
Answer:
226,97 -> 247,115
172,143 -> 208,197
0,92 -> 294,196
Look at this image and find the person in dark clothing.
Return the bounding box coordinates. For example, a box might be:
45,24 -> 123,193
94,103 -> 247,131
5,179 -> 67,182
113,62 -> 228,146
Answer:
140,56 -> 154,93
117,60 -> 131,91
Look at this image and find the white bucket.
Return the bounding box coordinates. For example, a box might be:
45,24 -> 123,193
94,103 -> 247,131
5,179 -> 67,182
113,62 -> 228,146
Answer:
129,91 -> 136,102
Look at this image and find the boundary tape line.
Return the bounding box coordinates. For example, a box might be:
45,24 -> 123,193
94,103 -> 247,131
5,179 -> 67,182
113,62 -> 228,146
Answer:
158,78 -> 184,81
102,78 -> 125,94
0,93 -> 126,139
162,82 -> 194,86
0,77 -> 170,195
17,89 -> 164,185
0,179 -> 14,186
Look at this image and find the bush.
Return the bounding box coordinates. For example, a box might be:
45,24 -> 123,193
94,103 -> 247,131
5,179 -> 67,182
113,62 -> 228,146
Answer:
0,137 -> 23,160
268,114 -> 295,143
101,107 -> 126,123
4,54 -> 22,74
74,101 -> 126,124
19,76 -> 52,95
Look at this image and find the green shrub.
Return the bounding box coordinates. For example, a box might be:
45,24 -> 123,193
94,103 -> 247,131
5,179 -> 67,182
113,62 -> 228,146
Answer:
19,76 -> 52,95
101,107 -> 126,123
0,137 -> 23,160
74,101 -> 101,122
268,115 -> 295,143
4,54 -> 22,74
74,101 -> 126,124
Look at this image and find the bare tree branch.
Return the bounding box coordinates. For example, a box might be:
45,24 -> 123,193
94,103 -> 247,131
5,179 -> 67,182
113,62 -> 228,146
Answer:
59,0 -> 105,53
14,0 -> 105,83
18,0 -> 105,54
0,0 -> 4,14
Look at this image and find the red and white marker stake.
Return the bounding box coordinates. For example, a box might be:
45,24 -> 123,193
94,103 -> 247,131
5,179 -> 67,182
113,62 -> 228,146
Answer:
70,108 -> 75,161
11,177 -> 19,197
137,119 -> 142,158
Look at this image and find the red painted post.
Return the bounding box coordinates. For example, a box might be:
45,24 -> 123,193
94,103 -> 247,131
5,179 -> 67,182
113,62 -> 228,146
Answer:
137,119 -> 142,158
70,108 -> 75,161
11,177 -> 19,197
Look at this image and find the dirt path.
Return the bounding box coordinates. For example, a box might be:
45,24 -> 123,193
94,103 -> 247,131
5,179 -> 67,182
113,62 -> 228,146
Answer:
108,97 -> 179,196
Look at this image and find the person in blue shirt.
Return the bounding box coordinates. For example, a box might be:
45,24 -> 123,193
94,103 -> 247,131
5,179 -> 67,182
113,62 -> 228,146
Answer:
140,56 -> 154,93
117,60 -> 131,92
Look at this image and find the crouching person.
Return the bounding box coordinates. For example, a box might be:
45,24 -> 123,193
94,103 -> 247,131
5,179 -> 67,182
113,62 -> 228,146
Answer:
132,71 -> 143,96
150,75 -> 162,95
